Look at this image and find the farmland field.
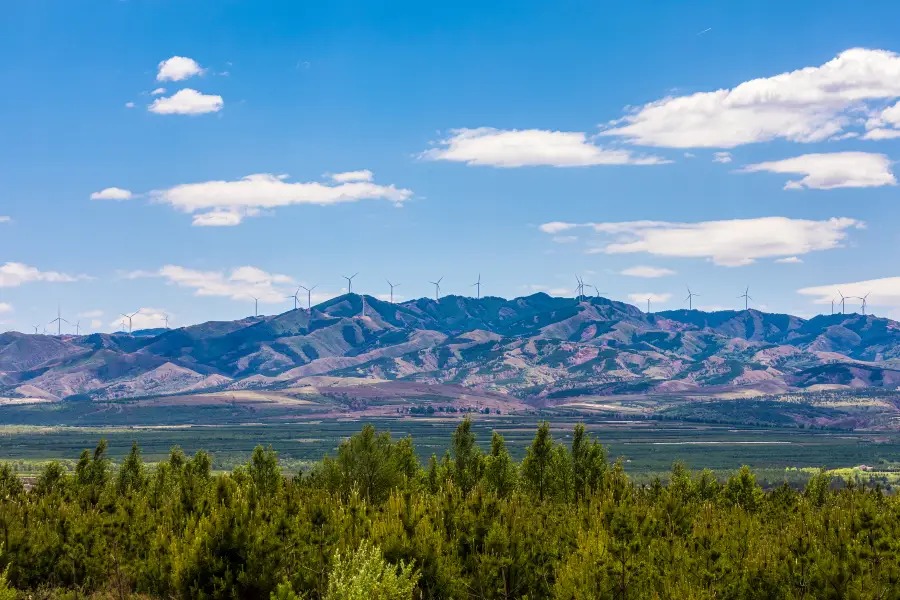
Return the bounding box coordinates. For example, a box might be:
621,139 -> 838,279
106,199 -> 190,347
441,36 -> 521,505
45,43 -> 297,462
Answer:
2,415 -> 899,487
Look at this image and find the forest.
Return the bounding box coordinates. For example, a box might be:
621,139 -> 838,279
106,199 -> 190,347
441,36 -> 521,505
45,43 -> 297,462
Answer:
0,418 -> 898,599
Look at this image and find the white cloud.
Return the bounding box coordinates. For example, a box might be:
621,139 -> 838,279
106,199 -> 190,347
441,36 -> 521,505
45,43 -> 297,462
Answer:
601,48 -> 900,148
0,262 -> 86,287
0,217 -> 9,223
741,152 -> 896,190
110,308 -> 169,331
156,56 -> 205,82
90,187 -> 133,201
421,128 -> 668,167
78,309 -> 104,318
330,170 -> 374,183
629,292 -> 672,305
552,235 -> 578,244
125,102 -> 135,109
150,172 -> 412,226
620,266 -> 676,278
148,89 -> 223,115
90,319 -> 102,329
713,152 -> 732,163
134,265 -> 294,303
684,152 -> 696,158
798,277 -> 900,313
863,100 -> 900,139
150,88 -> 166,96
542,217 -> 863,267
539,221 -> 578,234
0,303 -> 12,314
775,256 -> 803,264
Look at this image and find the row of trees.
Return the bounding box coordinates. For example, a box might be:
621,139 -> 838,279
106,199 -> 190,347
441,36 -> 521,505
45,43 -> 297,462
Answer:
0,418 -> 898,598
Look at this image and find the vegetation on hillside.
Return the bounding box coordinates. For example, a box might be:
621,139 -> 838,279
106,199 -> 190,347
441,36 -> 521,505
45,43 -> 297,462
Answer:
0,418 -> 898,598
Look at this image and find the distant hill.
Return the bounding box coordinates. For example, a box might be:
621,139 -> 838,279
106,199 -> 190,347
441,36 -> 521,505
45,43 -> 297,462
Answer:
2,293 -> 899,402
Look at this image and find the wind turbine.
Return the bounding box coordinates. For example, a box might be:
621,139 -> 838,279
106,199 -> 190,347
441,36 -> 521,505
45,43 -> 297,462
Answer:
32,325 -> 39,334
575,275 -> 585,301
289,287 -> 302,310
386,280 -> 400,304
860,293 -> 870,316
830,298 -> 835,315
299,285 -> 317,310
343,273 -> 358,294
738,286 -> 753,311
837,290 -> 846,315
429,277 -> 443,301
471,274 -> 482,299
164,314 -> 170,328
74,320 -> 81,336
120,309 -> 140,334
685,286 -> 699,310
646,297 -> 652,314
250,296 -> 259,317
586,284 -> 604,299
49,305 -> 70,336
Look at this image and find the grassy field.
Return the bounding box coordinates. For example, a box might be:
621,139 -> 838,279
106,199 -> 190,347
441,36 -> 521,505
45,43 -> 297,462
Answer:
2,416 -> 899,487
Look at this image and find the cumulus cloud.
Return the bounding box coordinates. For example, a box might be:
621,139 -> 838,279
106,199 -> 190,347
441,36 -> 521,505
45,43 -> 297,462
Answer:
0,303 -> 12,314
156,56 -> 205,82
713,152 -> 733,163
150,172 -> 412,226
775,256 -> 803,264
0,262 -> 87,287
797,276 -> 900,314
541,217 -> 863,267
111,308 -> 169,331
864,100 -> 900,139
620,266 -> 676,278
741,152 -> 896,190
421,128 -> 668,167
90,187 -> 133,201
148,89 -> 223,115
133,265 -> 294,303
330,170 -> 374,183
628,292 -> 672,306
601,48 -> 900,148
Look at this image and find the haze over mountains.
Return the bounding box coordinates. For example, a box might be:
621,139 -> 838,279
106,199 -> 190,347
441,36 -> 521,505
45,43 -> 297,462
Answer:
2,293 -> 899,403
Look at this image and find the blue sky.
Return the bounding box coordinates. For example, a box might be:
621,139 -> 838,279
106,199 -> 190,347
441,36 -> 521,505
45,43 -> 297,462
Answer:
2,0 -> 900,332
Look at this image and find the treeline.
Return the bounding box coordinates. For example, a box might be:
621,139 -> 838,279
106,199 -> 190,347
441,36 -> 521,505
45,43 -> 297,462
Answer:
0,418 -> 898,599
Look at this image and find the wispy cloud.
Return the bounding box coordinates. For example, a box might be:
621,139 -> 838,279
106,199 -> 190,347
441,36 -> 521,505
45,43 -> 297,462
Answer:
149,172 -> 412,226
90,187 -> 133,201
130,265 -> 294,303
422,128 -> 668,167
740,152 -> 896,190
148,89 -> 223,115
620,266 -> 676,278
628,292 -> 672,305
540,217 -> 863,267
713,152 -> 732,163
0,262 -> 88,288
797,276 -> 900,312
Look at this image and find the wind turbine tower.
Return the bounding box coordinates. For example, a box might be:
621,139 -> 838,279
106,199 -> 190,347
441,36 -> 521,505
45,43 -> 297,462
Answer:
49,305 -> 70,336
471,274 -> 482,299
838,291 -> 846,315
250,296 -> 259,317
343,273 -> 358,294
32,325 -> 39,334
74,320 -> 81,336
120,310 -> 140,334
299,285 -> 317,310
429,277 -> 443,301
386,280 -> 400,304
738,286 -> 753,311
685,286 -> 699,310
860,293 -> 870,316
575,275 -> 584,302
646,297 -> 652,314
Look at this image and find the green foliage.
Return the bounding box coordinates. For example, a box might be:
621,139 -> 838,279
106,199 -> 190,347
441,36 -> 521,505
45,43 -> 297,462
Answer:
325,541 -> 418,600
1,421 -> 899,599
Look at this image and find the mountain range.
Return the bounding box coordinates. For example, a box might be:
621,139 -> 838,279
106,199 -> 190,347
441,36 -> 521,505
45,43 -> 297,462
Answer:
2,293 -> 900,403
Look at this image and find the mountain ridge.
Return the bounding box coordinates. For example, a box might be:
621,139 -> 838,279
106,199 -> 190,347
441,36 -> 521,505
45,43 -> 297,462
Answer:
2,292 -> 899,402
